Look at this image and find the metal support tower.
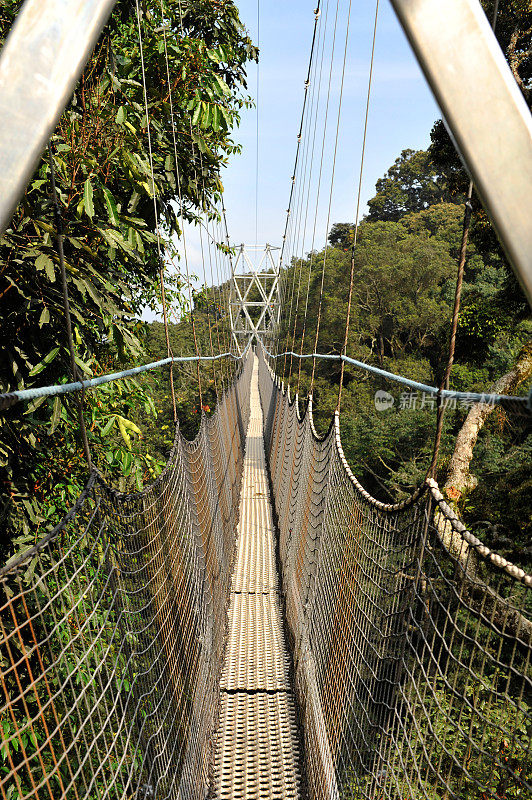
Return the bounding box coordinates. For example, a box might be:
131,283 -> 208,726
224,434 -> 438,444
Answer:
229,244 -> 281,355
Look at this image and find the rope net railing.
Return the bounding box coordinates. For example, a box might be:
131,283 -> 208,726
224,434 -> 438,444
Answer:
257,344 -> 531,800
0,353 -> 252,800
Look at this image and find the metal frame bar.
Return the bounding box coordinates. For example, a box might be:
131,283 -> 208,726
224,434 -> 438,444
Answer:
229,245 -> 281,355
0,0 -> 118,234
389,0 -> 532,306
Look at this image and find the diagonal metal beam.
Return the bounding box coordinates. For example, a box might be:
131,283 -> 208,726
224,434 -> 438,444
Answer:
229,245 -> 281,352
389,0 -> 532,306
0,0 -> 118,234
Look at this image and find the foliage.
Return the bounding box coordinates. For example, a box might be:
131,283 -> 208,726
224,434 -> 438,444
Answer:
282,146 -> 530,564
365,149 -> 454,222
428,1 -> 532,311
328,222 -> 354,250
0,0 -> 256,560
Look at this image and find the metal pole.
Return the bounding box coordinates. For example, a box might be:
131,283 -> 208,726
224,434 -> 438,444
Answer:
0,0 -> 118,234
389,0 -> 532,307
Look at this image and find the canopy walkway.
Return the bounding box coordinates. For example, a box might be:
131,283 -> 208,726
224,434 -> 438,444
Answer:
0,1 -> 531,799
1,348 -> 530,799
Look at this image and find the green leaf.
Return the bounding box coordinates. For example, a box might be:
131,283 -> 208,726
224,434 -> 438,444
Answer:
213,74 -> 230,96
122,450 -> 133,475
35,254 -> 55,283
191,102 -> 202,126
220,106 -> 231,129
116,105 -> 125,125
201,103 -> 212,129
101,416 -> 115,436
49,396 -> 62,434
83,178 -> 94,220
73,352 -> 93,375
102,186 -> 120,226
117,417 -> 131,449
29,346 -> 60,376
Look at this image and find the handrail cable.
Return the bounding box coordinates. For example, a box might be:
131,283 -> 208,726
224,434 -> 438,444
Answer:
0,349 -> 249,412
262,346 -> 531,416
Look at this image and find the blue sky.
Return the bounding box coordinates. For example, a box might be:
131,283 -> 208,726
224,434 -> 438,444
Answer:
161,0 -> 442,318
222,0 -> 439,250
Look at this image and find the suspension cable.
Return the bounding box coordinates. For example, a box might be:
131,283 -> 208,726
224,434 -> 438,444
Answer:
276,4 -> 323,365
286,31 -> 324,387
296,4 -> 329,395
47,145 -> 92,471
135,0 -> 180,423
337,0 -> 379,411
166,0 -> 205,410
255,0 -> 260,249
310,0 -> 341,393
278,3 -> 322,274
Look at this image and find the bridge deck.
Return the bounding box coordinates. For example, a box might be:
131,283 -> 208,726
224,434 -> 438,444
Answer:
213,355 -> 302,799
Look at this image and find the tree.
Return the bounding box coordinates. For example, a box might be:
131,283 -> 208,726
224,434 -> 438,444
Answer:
428,0 -> 532,308
351,221 -> 456,365
366,149 -> 453,222
328,222 -> 354,250
444,342 -> 532,502
0,0 -> 257,552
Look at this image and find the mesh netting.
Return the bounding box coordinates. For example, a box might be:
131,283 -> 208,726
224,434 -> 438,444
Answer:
258,345 -> 532,800
0,354 -> 252,800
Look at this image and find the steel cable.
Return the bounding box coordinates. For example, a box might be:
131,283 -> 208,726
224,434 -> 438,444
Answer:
0,355 -> 253,800
258,342 -> 531,800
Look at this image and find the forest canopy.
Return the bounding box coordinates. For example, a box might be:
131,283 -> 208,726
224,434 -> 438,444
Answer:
0,0 -> 530,572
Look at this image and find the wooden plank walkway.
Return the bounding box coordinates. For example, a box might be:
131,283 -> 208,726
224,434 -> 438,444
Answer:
213,354 -> 302,799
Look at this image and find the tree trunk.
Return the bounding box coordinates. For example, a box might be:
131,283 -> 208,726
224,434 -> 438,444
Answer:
444,341 -> 532,501
430,342 -> 532,643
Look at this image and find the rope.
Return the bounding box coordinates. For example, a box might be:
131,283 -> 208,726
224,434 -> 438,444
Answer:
0,354 -> 254,800
262,346 -> 531,416
169,0 -> 204,410
297,4 -> 330,394
310,0 -> 342,391
287,24 -> 325,388
257,345 -> 531,800
278,3 -> 322,277
428,181 -> 473,477
337,0 -> 379,411
0,348 -> 249,411
255,0 -> 260,249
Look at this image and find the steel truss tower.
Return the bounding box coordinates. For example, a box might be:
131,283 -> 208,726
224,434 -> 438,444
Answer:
229,244 -> 281,355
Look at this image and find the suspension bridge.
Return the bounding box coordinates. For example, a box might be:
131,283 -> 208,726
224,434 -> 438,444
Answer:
0,1 -> 531,799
